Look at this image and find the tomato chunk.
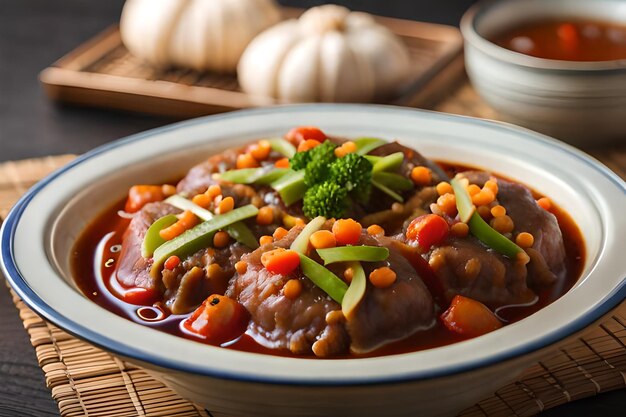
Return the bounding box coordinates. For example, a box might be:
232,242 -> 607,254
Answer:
406,214 -> 449,252
285,126 -> 326,145
440,295 -> 502,338
183,295 -> 250,345
125,185 -> 165,213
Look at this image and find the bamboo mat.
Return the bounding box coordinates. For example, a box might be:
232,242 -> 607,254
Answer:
1,98 -> 626,416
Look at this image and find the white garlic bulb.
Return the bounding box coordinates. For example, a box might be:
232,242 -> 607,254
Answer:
238,5 -> 411,102
120,0 -> 281,73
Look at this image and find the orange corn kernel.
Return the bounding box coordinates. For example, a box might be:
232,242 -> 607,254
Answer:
436,181 -> 452,196
275,158 -> 290,168
236,153 -> 259,169
472,189 -> 495,206
259,235 -> 273,246
192,193 -> 212,208
213,231 -> 230,248
411,166 -> 432,186
537,197 -> 552,211
332,219 -> 362,245
490,205 -> 506,217
216,196 -> 235,214
367,224 -> 385,236
206,185 -> 222,200
297,139 -> 321,153
249,140 -> 271,161
369,267 -> 397,288
234,261 -> 248,274
491,215 -> 514,234
515,232 -> 534,248
273,227 -> 289,240
283,279 -> 303,299
450,222 -> 469,237
164,255 -> 181,270
437,193 -> 457,217
256,206 -> 274,226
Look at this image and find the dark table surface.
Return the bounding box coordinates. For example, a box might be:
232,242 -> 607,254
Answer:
0,1 -> 624,416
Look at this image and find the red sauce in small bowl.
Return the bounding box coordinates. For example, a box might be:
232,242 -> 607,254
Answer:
491,19 -> 626,61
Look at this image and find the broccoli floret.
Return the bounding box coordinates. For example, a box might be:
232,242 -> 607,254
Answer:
289,151 -> 311,171
330,153 -> 373,203
303,182 -> 348,219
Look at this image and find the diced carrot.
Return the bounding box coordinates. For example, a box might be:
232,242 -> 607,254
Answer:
297,139 -> 322,153
332,219 -> 362,246
164,255 -> 181,270
234,261 -> 247,274
261,248 -> 301,275
537,197 -> 552,211
259,235 -> 273,246
256,206 -> 274,225
216,196 -> 234,214
309,230 -> 336,249
411,166 -> 432,186
366,224 -> 385,236
406,214 -> 449,253
440,295 -> 503,338
183,295 -> 250,344
213,231 -> 230,248
192,193 -> 212,208
206,185 -> 222,200
275,158 -> 290,168
125,185 -> 165,213
286,126 -> 326,145
159,211 -> 199,241
249,140 -> 271,161
272,227 -> 289,240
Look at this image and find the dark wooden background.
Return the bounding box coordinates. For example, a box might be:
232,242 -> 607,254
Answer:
0,1 -> 623,416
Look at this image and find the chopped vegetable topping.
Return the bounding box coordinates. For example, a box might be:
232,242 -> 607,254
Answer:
297,139 -> 322,153
125,185 -> 171,213
371,172 -> 413,192
440,295 -> 502,338
303,182 -> 348,219
259,235 -> 273,246
353,137 -> 387,155
261,248 -> 301,275
317,246 -> 389,265
410,166 -> 432,186
515,232 -> 534,248
369,266 -> 397,288
290,216 -> 326,254
298,254 -> 348,303
268,138 -> 297,158
256,206 -> 274,225
141,214 -> 178,258
450,178 -> 475,223
151,204 -> 259,277
165,195 -> 258,249
283,279 -> 303,299
219,167 -> 289,185
341,261 -> 366,318
183,295 -> 250,344
271,170 -> 306,206
286,126 -> 326,144
406,214 -> 450,253
537,197 -> 552,210
332,219 -> 362,246
159,210 -> 199,241
366,224 -> 385,236
249,140 -> 271,161
371,152 -> 403,173
164,255 -> 181,270
490,205 -> 506,217
334,141 -> 357,158
309,230 -> 337,249
213,231 -> 230,248
236,153 -> 259,169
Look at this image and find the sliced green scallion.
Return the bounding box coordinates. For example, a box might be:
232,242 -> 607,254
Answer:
371,179 -> 404,202
151,204 -> 259,277
268,138 -> 296,158
141,214 -> 178,258
298,254 -> 348,304
354,137 -> 387,155
271,170 -> 306,206
372,171 -> 413,191
372,152 -> 404,173
451,177 -> 523,259
165,195 -> 258,249
290,216 -> 326,254
220,167 -> 288,185
341,261 -> 366,318
317,246 -> 389,265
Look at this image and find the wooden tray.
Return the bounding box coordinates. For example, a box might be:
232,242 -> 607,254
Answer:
1,151 -> 624,416
39,9 -> 464,118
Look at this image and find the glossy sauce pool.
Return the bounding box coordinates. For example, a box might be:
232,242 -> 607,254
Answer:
71,167 -> 585,359
491,19 -> 626,61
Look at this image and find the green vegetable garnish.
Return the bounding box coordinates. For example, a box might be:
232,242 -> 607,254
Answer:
371,179 -> 404,202
341,261 -> 366,318
451,177 -> 523,259
290,216 -> 326,254
141,214 -> 178,258
371,172 -> 413,191
151,204 -> 259,277
303,182 -> 348,219
364,155 -> 383,165
268,138 -> 296,158
299,254 -> 348,303
317,246 -> 389,265
220,167 -> 288,185
450,178 -> 475,223
271,170 -> 306,206
165,195 -> 258,249
329,152 -> 373,203
353,137 -> 386,155
372,152 -> 404,173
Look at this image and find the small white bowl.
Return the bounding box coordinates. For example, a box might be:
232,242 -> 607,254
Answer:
2,105 -> 625,417
461,0 -> 626,146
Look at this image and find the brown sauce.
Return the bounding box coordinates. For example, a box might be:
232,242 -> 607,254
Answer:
491,19 -> 626,61
71,164 -> 585,359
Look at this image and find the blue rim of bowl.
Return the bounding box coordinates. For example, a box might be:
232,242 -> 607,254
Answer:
1,104 -> 625,386
461,0 -> 626,72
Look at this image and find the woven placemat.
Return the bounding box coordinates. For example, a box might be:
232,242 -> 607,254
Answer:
1,105 -> 625,416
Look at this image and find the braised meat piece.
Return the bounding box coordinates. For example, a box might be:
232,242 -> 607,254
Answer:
227,225 -> 435,357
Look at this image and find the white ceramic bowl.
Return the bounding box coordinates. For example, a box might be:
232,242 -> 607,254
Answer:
461,0 -> 626,146
2,105 -> 625,417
